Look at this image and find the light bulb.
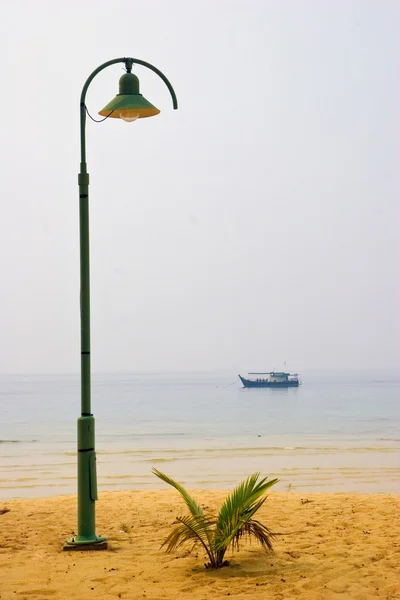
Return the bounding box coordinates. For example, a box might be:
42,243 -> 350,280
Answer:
119,110 -> 139,123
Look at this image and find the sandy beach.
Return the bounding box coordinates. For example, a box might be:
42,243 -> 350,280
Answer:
0,490 -> 399,600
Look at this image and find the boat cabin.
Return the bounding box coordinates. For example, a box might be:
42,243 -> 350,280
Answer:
248,372 -> 291,383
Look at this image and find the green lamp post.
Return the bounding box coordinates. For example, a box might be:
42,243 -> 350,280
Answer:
64,57 -> 177,550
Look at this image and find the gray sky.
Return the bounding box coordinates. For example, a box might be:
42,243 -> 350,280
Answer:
0,0 -> 398,374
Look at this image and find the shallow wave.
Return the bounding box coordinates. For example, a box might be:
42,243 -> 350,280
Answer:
141,457 -> 180,463
0,439 -> 38,444
91,445 -> 399,457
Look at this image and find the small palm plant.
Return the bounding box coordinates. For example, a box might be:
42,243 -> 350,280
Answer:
153,468 -> 278,569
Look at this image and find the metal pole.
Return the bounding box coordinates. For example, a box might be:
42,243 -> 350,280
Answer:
64,102 -> 106,548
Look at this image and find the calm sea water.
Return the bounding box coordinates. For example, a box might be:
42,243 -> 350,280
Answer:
0,371 -> 398,499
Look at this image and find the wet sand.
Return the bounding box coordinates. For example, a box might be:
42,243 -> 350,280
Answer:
1,442 -> 399,499
0,490 -> 399,599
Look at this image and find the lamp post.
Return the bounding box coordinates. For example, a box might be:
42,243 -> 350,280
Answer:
64,57 -> 177,550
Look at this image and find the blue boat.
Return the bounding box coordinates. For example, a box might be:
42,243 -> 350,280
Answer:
239,372 -> 300,388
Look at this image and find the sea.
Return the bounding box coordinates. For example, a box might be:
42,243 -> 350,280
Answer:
0,370 -> 398,500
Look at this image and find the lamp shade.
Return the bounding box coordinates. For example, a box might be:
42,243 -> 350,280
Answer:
98,72 -> 160,119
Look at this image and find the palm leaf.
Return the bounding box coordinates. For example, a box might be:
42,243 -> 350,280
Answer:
215,473 -> 278,552
230,518 -> 276,552
161,514 -> 216,568
152,468 -> 204,517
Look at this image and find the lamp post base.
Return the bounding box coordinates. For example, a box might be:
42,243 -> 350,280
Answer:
63,535 -> 107,551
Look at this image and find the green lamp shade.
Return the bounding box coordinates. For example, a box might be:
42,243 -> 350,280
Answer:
99,72 -> 160,120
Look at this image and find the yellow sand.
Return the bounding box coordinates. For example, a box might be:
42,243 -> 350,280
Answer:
0,490 -> 399,600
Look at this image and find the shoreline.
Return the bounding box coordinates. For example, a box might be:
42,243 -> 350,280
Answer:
1,462 -> 398,500
1,490 -> 399,599
1,440 -> 399,499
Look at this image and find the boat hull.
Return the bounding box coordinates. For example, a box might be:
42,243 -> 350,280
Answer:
239,375 -> 299,388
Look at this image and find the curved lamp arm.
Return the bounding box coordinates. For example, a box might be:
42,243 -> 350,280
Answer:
80,56 -> 178,165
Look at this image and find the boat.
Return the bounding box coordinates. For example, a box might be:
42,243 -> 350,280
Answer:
238,372 -> 300,388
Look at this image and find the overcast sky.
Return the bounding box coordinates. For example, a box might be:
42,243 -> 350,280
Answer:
0,0 -> 398,374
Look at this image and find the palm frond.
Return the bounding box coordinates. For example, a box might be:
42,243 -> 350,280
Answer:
152,468 -> 204,517
219,473 -> 278,522
162,515 -> 216,567
230,518 -> 276,553
218,473 -> 278,527
215,473 -> 278,550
